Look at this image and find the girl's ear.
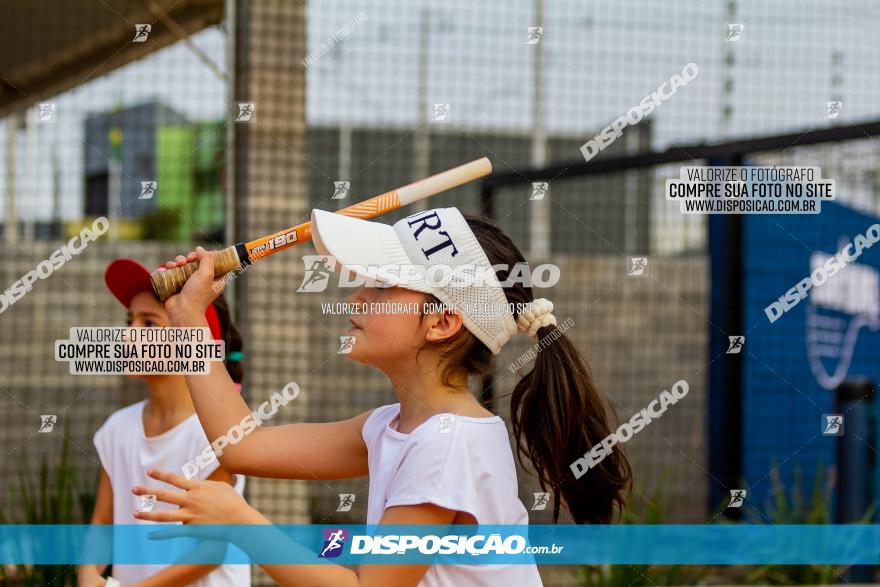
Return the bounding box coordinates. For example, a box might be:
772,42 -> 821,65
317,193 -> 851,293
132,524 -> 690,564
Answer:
424,309 -> 465,345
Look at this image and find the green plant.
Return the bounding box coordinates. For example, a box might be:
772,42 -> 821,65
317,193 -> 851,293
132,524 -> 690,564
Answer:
579,482 -> 711,587
579,460 -> 877,587
0,424 -> 94,586
741,462 -> 874,585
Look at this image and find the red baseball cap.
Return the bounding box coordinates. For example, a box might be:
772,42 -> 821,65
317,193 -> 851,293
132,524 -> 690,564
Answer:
104,258 -> 222,340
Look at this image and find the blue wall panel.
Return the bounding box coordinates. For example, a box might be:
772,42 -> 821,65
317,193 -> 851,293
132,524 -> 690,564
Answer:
739,202 -> 880,514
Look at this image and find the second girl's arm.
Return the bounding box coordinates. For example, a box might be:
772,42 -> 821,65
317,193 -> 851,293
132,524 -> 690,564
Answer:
77,467 -> 113,586
165,247 -> 371,480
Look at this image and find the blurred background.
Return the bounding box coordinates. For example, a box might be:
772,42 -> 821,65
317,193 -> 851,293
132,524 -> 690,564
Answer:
1,0 -> 879,584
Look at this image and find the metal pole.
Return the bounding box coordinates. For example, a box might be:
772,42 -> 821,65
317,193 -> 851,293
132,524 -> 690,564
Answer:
24,106 -> 35,241
835,379 -> 875,583
224,0 -> 236,245
529,0 -> 549,259
108,155 -> 121,240
720,0 -> 736,138
107,105 -> 123,240
4,112 -> 20,242
708,153 -> 745,516
51,139 -> 61,237
230,0 -> 251,401
623,127 -> 638,253
412,4 -> 431,213
338,122 -> 352,191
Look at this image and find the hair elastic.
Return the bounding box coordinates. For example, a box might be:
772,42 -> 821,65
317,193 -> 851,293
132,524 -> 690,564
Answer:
516,298 -> 557,340
227,351 -> 244,362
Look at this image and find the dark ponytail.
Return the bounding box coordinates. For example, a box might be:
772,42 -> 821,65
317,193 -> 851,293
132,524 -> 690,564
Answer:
210,294 -> 245,384
417,213 -> 631,524
509,325 -> 631,523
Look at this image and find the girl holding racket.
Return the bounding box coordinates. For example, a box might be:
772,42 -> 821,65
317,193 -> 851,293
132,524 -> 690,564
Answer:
77,259 -> 250,587
133,207 -> 631,586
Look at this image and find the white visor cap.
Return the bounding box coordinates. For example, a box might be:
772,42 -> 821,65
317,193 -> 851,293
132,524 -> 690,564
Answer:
310,207 -> 519,354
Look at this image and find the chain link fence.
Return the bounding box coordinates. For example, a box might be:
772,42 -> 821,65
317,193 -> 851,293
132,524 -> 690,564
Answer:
3,1 -> 880,585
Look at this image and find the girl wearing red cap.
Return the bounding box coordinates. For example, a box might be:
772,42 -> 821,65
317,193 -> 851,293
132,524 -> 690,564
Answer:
77,259 -> 250,587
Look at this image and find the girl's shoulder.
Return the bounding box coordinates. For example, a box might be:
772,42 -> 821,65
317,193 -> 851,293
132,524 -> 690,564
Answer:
96,400 -> 146,433
361,403 -> 400,443
366,403 -> 400,423
93,401 -> 147,465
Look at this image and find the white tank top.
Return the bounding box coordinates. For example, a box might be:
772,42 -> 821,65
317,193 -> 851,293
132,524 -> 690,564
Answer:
94,400 -> 251,586
361,403 -> 544,586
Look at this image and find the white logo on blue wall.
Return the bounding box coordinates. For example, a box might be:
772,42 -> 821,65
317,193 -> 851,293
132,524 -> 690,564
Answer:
806,245 -> 879,390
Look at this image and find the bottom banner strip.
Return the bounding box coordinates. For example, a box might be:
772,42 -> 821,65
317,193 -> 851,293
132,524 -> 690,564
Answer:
0,524 -> 877,565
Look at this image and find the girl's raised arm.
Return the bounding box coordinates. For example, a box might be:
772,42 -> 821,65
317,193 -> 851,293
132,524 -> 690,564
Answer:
164,247 -> 371,480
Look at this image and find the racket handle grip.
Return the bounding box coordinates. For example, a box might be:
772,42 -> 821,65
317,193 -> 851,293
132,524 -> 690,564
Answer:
151,245 -> 242,302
